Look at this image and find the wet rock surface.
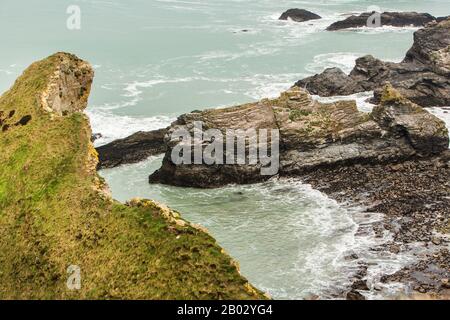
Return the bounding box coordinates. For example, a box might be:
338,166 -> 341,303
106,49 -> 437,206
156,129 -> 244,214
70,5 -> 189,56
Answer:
297,18 -> 450,107
326,12 -> 437,31
279,9 -> 321,22
97,128 -> 168,169
300,151 -> 450,298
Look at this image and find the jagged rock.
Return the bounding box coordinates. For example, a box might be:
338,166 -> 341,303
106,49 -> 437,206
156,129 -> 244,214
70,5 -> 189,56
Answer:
326,11 -> 436,31
39,52 -> 94,116
279,9 -> 321,22
372,84 -> 449,154
91,133 -> 102,142
297,18 -> 450,107
149,101 -> 278,188
403,19 -> 450,76
97,128 -> 168,169
296,67 -> 364,96
145,85 -> 448,188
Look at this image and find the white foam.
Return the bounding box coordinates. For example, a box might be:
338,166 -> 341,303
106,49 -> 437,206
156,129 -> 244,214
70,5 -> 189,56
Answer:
244,73 -> 307,100
342,25 -> 420,34
86,110 -> 174,146
306,52 -> 364,75
313,91 -> 376,113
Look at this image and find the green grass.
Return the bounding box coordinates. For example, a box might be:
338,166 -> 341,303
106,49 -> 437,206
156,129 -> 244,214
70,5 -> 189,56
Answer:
0,53 -> 266,300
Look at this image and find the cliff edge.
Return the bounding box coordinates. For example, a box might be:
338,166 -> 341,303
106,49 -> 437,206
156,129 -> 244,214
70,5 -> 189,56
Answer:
0,53 -> 266,300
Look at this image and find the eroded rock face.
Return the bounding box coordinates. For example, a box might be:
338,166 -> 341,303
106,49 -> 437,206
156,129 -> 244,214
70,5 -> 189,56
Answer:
145,85 -> 448,188
40,52 -> 94,116
279,9 -> 321,22
297,19 -> 450,107
403,19 -> 450,76
326,12 -> 436,31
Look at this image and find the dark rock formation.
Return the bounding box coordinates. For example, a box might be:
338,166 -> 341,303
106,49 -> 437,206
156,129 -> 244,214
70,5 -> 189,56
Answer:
97,128 -> 168,169
146,85 -> 448,188
296,18 -> 450,107
91,132 -> 102,142
326,11 -> 436,31
279,9 -> 321,22
437,16 -> 450,23
403,19 -> 450,75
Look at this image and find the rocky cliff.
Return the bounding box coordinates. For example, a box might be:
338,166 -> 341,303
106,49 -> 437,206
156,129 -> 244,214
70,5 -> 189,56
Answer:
297,18 -> 450,107
144,85 -> 447,188
0,53 -> 266,300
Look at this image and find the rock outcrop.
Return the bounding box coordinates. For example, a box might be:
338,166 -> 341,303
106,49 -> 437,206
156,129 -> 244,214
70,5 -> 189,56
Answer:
0,53 -> 266,300
145,85 -> 448,188
326,11 -> 436,31
97,128 -> 168,169
296,18 -> 450,107
279,9 -> 321,22
40,53 -> 94,116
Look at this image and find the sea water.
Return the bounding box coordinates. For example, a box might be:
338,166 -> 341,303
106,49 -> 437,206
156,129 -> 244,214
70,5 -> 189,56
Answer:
1,0 -> 449,299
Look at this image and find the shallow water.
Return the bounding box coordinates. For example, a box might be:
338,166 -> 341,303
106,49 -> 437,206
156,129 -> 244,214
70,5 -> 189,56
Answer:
1,0 -> 450,299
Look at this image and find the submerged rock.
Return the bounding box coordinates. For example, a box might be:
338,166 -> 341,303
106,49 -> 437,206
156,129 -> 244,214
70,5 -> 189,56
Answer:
297,18 -> 450,107
326,11 -> 436,31
279,9 -> 321,22
143,85 -> 448,188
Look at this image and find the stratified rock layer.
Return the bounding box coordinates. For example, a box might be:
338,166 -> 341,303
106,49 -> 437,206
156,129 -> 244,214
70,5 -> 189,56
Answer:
146,85 -> 448,188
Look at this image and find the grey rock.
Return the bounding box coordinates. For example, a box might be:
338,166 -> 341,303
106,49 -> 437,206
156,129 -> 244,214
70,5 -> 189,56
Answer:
279,9 -> 321,22
147,85 -> 448,187
97,128 -> 168,169
297,19 -> 450,107
327,11 -> 436,31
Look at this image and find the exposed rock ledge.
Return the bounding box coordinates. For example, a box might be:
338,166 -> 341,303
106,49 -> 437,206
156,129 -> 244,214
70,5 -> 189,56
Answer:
97,84 -> 448,188
326,11 -> 438,31
297,18 -> 450,107
0,53 -> 266,299
97,128 -> 168,169
279,9 -> 321,22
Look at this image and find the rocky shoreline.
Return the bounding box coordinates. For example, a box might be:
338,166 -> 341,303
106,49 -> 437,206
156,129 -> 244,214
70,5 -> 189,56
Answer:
95,18 -> 450,299
300,152 -> 450,299
296,19 -> 450,107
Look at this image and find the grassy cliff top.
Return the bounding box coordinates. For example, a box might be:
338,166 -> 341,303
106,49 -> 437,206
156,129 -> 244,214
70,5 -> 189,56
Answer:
0,53 -> 266,300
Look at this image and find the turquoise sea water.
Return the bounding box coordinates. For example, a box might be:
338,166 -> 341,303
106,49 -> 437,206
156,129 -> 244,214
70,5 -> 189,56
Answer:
1,0 -> 449,299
